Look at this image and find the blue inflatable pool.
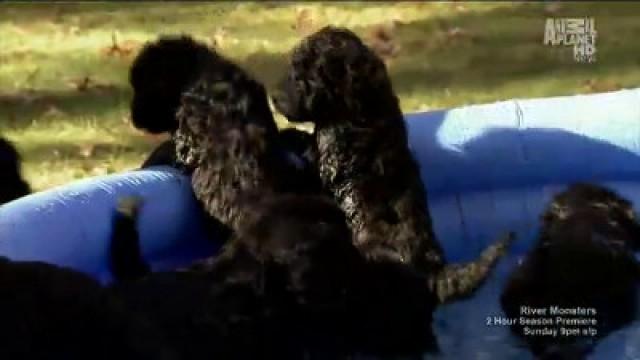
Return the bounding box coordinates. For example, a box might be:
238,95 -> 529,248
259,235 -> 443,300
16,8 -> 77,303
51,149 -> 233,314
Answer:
3,88 -> 640,359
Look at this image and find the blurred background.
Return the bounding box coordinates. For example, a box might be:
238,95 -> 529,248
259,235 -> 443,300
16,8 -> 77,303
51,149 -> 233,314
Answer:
1,2 -> 639,191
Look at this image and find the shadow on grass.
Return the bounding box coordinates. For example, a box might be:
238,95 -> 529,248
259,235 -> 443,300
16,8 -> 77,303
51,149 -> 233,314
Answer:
235,2 -> 640,98
239,51 -> 288,89
20,139 -> 153,164
0,86 -> 130,130
5,2 -> 640,132
0,3 -> 239,25
0,51 -> 287,130
386,2 -> 640,94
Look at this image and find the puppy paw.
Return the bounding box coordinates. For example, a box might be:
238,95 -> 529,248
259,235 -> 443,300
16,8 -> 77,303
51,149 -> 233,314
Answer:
116,196 -> 143,220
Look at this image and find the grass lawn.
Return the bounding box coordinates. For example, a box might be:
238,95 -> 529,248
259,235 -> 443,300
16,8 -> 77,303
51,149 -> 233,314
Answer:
1,2 -> 640,191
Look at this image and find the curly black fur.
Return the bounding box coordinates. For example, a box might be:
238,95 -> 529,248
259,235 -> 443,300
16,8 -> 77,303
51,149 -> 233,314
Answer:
173,46 -> 321,232
129,35 -> 220,135
274,26 -> 513,304
108,194 -> 364,358
0,137 -> 31,205
277,127 -> 323,193
131,35 -> 320,187
110,193 -> 443,358
0,196 -> 181,359
0,194 -> 360,359
128,35 -> 221,168
500,183 -> 640,359
0,258 -> 167,359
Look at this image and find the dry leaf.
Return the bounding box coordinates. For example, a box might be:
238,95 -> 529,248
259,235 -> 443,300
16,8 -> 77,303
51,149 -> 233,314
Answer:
66,76 -> 115,93
446,27 -> 473,40
582,79 -> 622,93
211,27 -> 228,49
292,8 -> 315,37
544,3 -> 563,15
101,32 -> 139,58
79,144 -> 95,158
366,23 -> 400,62
450,1 -> 468,12
67,76 -> 92,92
42,104 -> 65,118
67,26 -> 80,36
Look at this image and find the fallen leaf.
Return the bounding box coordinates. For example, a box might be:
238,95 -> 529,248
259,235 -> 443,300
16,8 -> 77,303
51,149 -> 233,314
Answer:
79,144 -> 95,158
581,79 -> 622,93
544,3 -> 563,15
211,27 -> 228,49
67,76 -> 91,91
292,8 -> 315,37
366,23 -> 401,62
42,104 -> 65,118
101,32 -> 140,58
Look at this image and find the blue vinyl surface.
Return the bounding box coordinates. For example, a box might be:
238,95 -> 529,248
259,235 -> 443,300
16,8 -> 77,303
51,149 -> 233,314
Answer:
0,167 -> 217,284
3,88 -> 640,358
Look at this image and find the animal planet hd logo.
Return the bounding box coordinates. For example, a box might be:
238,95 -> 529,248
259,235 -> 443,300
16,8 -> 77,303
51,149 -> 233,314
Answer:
544,18 -> 597,63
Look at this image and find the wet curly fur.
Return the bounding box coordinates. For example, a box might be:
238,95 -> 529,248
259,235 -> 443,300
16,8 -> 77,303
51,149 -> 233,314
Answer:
0,137 -> 31,205
114,197 -> 358,359
0,259 -> 164,359
0,195 -> 359,359
128,35 -> 220,168
109,194 -> 395,358
130,35 -> 319,186
129,35 -> 218,136
501,183 -> 640,359
111,194 -> 440,358
172,44 -> 321,232
273,26 -> 513,305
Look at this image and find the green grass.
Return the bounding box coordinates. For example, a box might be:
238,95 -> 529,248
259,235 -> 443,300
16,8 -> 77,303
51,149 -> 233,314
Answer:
2,2 -> 640,191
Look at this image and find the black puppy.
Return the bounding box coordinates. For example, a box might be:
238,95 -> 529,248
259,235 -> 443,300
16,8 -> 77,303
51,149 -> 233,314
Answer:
0,257 -> 165,360
110,194 -> 454,358
130,35 -> 318,177
273,26 -> 513,304
130,35 -> 218,136
0,137 -> 31,205
501,183 -> 640,359
173,43 -> 321,233
0,202 -> 167,360
0,193 -> 362,359
109,194 -> 367,359
129,35 -> 219,168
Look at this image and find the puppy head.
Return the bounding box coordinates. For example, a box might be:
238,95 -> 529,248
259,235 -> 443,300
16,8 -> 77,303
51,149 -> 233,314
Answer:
0,138 -> 21,175
351,260 -> 438,356
543,183 -> 640,247
129,35 -> 218,134
174,60 -> 279,169
0,138 -> 31,203
273,26 -> 396,126
236,194 -> 361,310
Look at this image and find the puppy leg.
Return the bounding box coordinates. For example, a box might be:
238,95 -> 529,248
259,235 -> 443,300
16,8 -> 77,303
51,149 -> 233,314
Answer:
430,232 -> 515,303
109,196 -> 150,283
